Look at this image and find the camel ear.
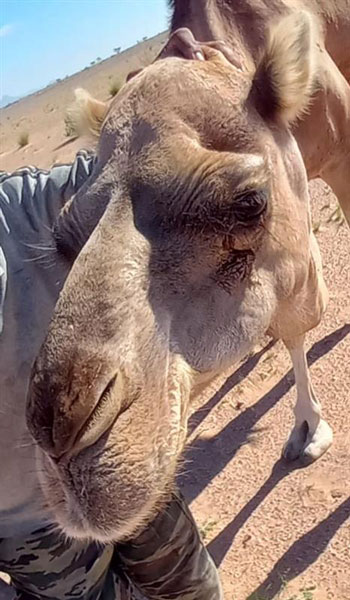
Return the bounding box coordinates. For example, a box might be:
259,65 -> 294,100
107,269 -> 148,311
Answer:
252,11 -> 316,124
66,88 -> 109,138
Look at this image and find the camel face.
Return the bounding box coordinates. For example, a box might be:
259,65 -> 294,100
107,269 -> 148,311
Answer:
27,17 -> 317,541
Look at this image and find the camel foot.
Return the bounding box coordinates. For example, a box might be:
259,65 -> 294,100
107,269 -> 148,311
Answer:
283,418 -> 333,463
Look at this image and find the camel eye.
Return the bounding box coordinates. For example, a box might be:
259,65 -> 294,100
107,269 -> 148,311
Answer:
232,189 -> 268,224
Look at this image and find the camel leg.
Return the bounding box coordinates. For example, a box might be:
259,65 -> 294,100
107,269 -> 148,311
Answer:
319,67 -> 350,227
321,157 -> 350,227
282,334 -> 333,462
296,50 -> 350,226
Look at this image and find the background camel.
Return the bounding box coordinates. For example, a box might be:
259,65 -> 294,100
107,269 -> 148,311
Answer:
169,0 -> 350,225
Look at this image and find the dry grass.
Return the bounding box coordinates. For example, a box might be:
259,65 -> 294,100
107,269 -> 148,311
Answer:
248,583 -> 317,600
18,131 -> 29,147
109,79 -> 123,97
64,112 -> 78,138
199,518 -> 218,541
326,204 -> 345,227
313,201 -> 345,234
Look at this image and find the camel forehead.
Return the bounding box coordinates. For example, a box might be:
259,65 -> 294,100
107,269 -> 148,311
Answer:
141,55 -> 248,95
108,56 -> 251,132
100,59 -> 264,182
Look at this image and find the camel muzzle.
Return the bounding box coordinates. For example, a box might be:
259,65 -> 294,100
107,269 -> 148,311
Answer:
26,363 -> 121,460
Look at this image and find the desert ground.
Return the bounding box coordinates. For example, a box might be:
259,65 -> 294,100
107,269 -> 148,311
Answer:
0,33 -> 349,600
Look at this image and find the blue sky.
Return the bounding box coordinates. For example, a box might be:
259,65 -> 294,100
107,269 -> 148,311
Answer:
0,0 -> 169,98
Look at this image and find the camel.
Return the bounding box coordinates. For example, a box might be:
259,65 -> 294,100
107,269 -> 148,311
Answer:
168,0 -> 350,225
21,1 -> 349,545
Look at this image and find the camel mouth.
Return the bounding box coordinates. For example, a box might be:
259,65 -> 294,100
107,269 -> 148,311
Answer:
29,342 -> 192,541
38,428 -> 175,543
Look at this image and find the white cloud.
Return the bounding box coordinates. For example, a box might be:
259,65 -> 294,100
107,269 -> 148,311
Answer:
0,24 -> 14,38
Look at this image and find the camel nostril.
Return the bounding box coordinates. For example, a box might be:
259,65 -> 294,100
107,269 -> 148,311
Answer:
99,374 -> 118,403
27,371 -> 120,460
67,373 -> 119,457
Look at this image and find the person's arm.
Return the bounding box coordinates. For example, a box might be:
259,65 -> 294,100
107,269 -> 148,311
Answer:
0,150 -> 95,335
114,491 -> 223,600
0,246 -> 6,334
0,149 -> 95,214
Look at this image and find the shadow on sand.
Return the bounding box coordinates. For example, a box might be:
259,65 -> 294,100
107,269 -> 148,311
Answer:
179,323 -> 350,583
246,496 -> 350,599
53,136 -> 79,150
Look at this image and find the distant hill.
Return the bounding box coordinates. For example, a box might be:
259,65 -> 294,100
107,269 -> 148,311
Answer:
0,31 -> 168,172
0,94 -> 20,109
0,31 -> 168,110
0,87 -> 40,108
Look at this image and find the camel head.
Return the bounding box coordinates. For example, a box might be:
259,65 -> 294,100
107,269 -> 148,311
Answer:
27,13 -> 317,542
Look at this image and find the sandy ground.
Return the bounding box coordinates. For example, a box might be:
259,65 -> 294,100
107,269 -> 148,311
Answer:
0,33 -> 349,600
181,183 -> 350,599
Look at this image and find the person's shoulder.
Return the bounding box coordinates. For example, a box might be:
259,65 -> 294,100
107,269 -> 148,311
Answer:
0,150 -> 96,207
0,165 -> 47,185
0,149 -> 95,185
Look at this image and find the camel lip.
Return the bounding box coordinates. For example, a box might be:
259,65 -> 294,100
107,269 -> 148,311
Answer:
57,373 -> 120,462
